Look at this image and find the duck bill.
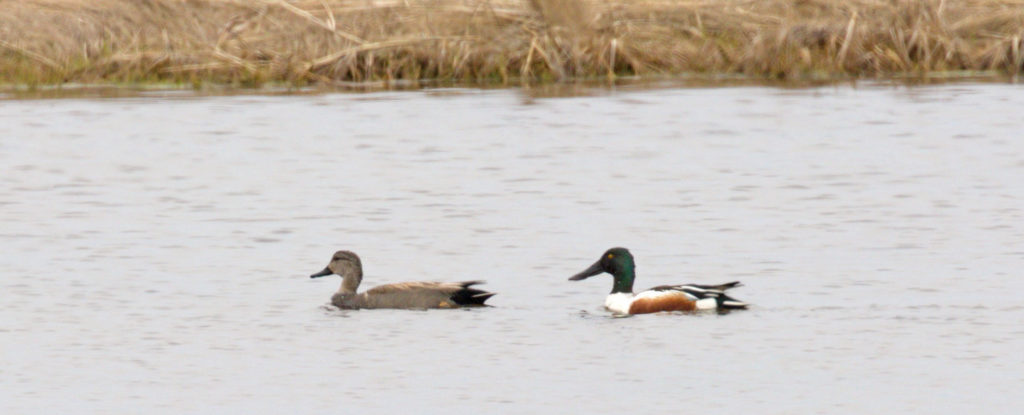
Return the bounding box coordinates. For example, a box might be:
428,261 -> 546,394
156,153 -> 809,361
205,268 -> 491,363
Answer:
309,267 -> 333,278
569,260 -> 604,281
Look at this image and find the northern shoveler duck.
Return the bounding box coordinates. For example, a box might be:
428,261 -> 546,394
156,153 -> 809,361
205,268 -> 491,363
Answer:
310,250 -> 495,309
569,247 -> 748,315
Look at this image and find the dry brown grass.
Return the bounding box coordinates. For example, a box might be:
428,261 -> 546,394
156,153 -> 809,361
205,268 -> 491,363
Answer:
1,0 -> 1022,87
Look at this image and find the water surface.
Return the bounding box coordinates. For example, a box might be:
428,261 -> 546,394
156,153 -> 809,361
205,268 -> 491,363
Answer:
2,83 -> 1023,413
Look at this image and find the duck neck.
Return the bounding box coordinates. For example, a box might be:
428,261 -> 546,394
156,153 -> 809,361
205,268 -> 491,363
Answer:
339,271 -> 362,294
610,266 -> 635,294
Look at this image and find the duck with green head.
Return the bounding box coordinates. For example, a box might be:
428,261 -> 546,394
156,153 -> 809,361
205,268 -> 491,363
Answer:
569,247 -> 748,315
310,250 -> 495,309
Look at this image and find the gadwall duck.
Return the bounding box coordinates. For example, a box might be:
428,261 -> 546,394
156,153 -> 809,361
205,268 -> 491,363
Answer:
310,250 -> 495,309
569,247 -> 748,315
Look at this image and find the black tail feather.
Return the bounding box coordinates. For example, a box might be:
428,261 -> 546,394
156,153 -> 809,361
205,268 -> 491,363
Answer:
450,281 -> 496,306
716,292 -> 749,309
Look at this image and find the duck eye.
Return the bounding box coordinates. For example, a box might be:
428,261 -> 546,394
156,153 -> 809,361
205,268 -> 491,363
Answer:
607,254 -> 614,259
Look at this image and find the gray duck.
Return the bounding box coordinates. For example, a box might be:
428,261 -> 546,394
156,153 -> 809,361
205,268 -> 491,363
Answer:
310,250 -> 495,309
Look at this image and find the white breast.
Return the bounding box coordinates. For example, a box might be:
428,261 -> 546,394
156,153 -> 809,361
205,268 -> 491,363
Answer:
604,292 -> 636,315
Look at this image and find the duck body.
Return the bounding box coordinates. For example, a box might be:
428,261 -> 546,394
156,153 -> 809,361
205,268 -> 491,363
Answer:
311,250 -> 495,309
330,281 -> 493,309
603,282 -> 747,315
570,247 -> 748,315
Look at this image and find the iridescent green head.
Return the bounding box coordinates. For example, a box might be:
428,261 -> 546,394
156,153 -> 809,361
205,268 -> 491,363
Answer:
569,247 -> 636,294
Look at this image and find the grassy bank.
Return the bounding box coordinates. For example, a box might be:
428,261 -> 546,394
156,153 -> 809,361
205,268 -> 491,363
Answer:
1,0 -> 1023,87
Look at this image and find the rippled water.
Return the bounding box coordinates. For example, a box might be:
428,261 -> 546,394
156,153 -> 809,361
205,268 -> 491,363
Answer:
2,83 -> 1023,413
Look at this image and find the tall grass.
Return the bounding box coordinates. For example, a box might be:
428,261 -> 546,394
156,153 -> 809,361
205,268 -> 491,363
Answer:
1,0 -> 1022,87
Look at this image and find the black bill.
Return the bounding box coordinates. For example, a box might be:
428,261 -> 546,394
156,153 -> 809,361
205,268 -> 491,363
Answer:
309,267 -> 333,278
569,260 -> 604,281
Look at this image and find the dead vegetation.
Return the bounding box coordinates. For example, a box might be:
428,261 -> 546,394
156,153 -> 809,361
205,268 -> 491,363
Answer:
1,0 -> 1022,87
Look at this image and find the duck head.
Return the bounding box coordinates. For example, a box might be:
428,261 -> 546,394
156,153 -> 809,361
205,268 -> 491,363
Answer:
569,247 -> 636,293
310,250 -> 363,293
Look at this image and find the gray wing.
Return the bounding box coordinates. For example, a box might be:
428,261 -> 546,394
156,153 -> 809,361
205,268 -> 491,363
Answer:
362,281 -> 490,308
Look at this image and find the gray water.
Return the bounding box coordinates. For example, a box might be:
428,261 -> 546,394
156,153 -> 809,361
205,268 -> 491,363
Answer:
2,83 -> 1023,414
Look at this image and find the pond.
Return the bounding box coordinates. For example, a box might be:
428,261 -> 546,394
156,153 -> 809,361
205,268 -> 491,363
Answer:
2,82 -> 1023,413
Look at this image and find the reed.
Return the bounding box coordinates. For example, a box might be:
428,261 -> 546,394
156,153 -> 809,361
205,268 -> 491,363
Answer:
1,0 -> 1022,87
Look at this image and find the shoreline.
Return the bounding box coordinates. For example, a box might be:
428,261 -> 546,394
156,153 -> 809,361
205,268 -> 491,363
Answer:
2,72 -> 1016,101
2,71 -> 1015,100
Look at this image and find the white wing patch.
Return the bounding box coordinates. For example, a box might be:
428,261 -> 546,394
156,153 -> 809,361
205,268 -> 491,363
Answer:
636,289 -> 698,301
